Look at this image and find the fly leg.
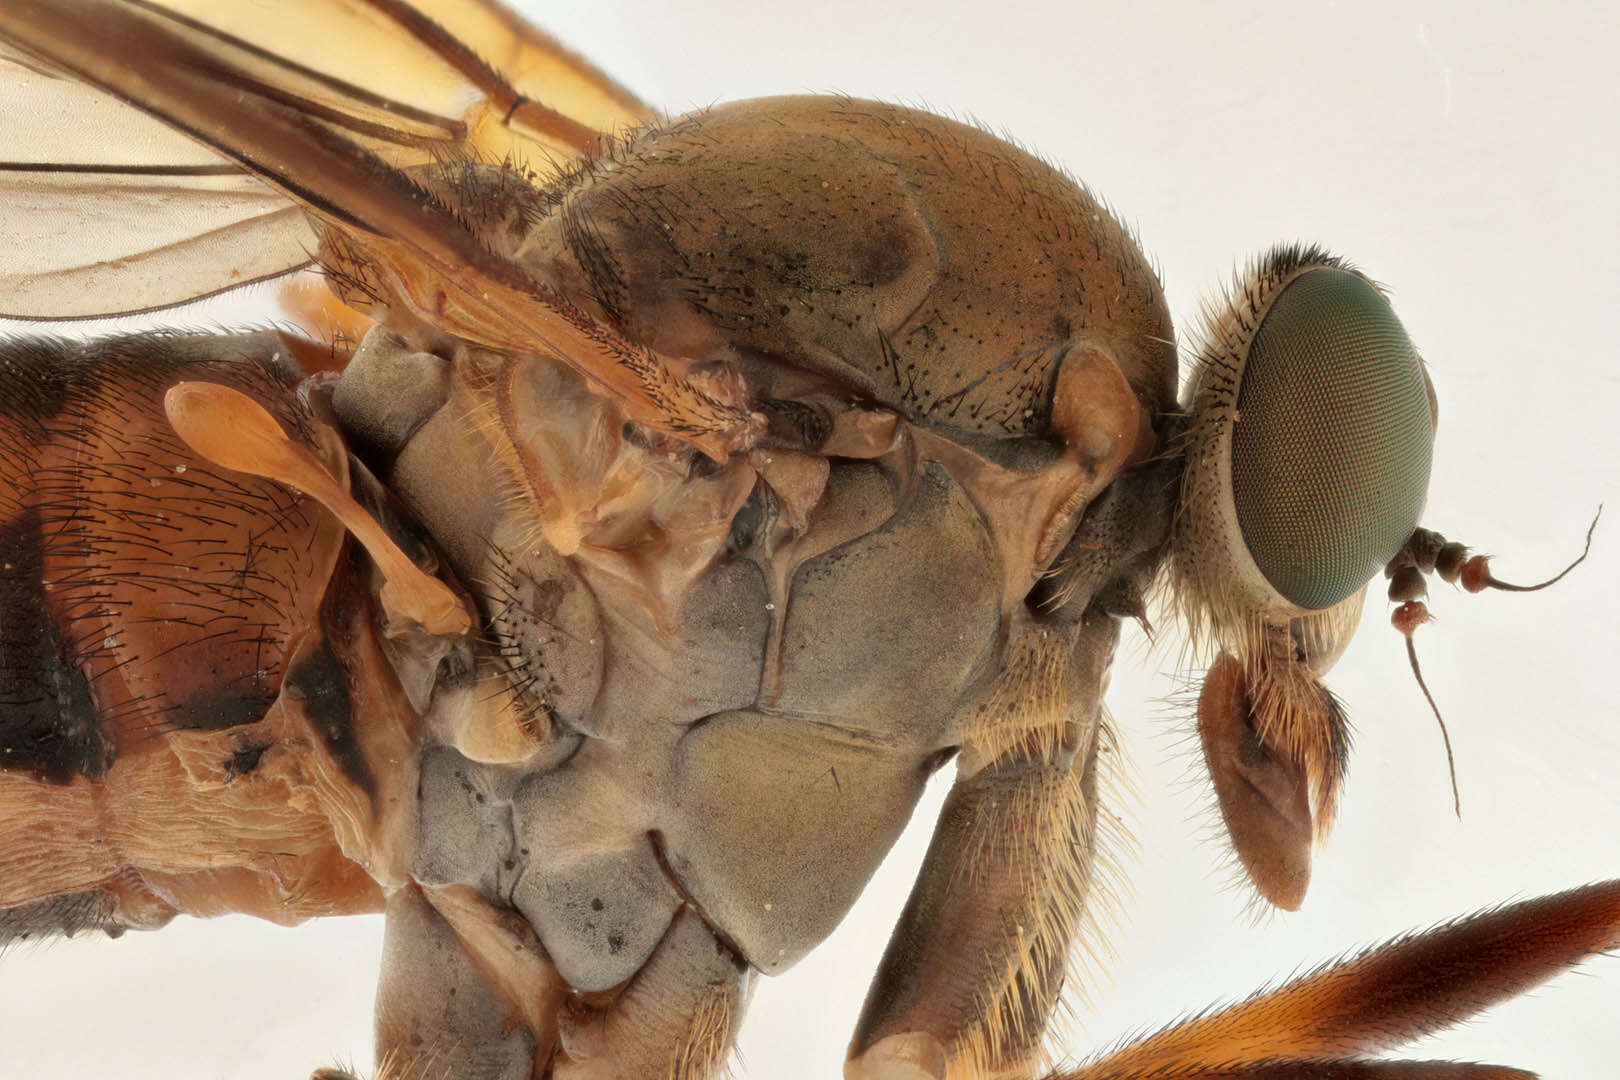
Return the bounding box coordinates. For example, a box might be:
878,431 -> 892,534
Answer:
332,886 -> 749,1080
1059,879 -> 1620,1078
360,884 -> 566,1080
848,610 -> 1120,1080
551,906 -> 750,1080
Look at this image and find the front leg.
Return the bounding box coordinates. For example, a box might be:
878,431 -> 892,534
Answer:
358,886 -> 749,1080
849,610 -> 1119,1080
553,906 -> 750,1080
363,885 -> 566,1080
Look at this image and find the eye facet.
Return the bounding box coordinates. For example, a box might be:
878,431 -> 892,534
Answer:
1230,266 -> 1434,610
1174,248 -> 1436,627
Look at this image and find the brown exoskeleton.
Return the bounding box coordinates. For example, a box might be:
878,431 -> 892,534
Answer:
3,2 -> 1620,1080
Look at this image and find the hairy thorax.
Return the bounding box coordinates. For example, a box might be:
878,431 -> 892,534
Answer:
331,97 -> 1177,999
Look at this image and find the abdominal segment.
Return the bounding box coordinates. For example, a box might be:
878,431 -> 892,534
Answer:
0,332 -> 400,931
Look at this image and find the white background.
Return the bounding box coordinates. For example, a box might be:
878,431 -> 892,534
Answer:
3,1 -> 1619,1077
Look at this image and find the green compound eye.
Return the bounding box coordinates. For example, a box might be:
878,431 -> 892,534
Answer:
1230,267 -> 1434,611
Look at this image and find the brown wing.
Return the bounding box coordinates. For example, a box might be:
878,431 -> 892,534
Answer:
0,0 -> 652,320
0,0 -> 755,454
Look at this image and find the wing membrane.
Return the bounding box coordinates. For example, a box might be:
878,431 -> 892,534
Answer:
0,0 -> 757,454
0,42 -> 318,318
0,0 -> 652,320
407,0 -> 652,144
0,171 -> 314,321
